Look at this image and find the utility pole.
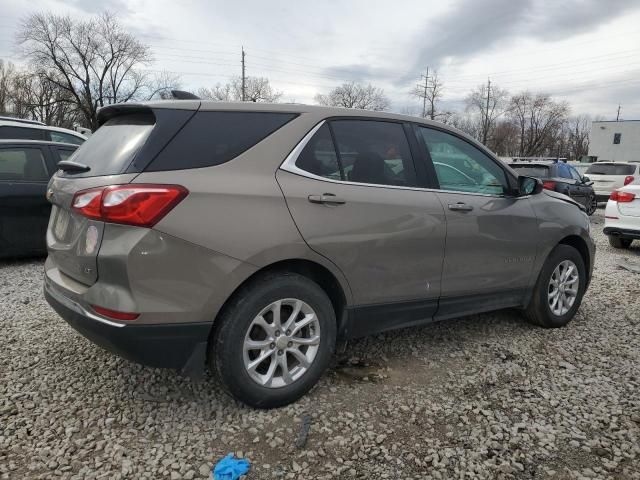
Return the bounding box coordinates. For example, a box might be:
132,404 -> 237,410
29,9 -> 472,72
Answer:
483,78 -> 491,144
241,47 -> 246,102
616,104 -> 621,121
416,68 -> 430,118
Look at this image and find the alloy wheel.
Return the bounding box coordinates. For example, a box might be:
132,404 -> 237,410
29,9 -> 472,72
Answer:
243,298 -> 321,388
547,260 -> 579,316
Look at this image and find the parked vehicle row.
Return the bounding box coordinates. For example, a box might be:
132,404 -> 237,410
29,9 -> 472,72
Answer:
509,160 -> 597,215
584,162 -> 640,201
42,101 -> 594,408
0,116 -> 86,145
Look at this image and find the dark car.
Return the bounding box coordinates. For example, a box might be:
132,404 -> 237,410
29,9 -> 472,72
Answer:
509,161 -> 597,215
0,139 -> 78,258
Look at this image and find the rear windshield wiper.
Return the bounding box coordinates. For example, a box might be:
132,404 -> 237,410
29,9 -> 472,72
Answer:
57,160 -> 91,173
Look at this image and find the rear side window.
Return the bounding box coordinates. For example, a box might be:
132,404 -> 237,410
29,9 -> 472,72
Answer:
61,113 -> 155,178
585,163 -> 635,175
146,111 -> 297,172
0,147 -> 48,181
0,126 -> 46,140
556,162 -> 573,179
329,120 -> 417,187
510,165 -> 550,178
50,131 -> 85,145
295,124 -> 342,180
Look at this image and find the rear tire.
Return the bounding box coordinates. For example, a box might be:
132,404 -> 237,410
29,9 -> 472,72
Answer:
210,272 -> 336,409
586,194 -> 597,216
524,245 -> 586,328
608,236 -> 632,249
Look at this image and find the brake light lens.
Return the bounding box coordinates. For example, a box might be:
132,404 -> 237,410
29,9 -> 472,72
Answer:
542,180 -> 556,190
610,190 -> 636,203
624,175 -> 635,186
72,184 -> 188,227
91,305 -> 139,321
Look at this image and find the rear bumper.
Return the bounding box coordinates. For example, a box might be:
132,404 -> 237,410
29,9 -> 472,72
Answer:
603,227 -> 640,240
44,280 -> 210,374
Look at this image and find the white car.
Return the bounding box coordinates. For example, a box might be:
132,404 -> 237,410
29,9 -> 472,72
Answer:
584,162 -> 640,202
604,184 -> 640,248
0,116 -> 86,145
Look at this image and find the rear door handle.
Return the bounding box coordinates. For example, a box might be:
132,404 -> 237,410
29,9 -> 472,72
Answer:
448,202 -> 473,212
308,193 -> 346,205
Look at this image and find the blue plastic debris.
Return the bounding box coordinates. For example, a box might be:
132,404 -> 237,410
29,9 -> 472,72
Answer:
212,453 -> 250,480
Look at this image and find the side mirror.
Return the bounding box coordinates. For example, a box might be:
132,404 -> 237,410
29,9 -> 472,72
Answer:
582,176 -> 591,184
518,176 -> 543,196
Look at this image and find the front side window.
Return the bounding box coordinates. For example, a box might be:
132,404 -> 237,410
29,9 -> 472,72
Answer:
330,120 -> 417,187
294,124 -> 341,180
417,126 -> 507,195
568,166 -> 582,182
0,147 -> 48,181
556,162 -> 573,179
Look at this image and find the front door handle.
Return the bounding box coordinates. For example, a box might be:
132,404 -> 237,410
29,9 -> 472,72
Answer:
308,193 -> 346,205
448,202 -> 473,212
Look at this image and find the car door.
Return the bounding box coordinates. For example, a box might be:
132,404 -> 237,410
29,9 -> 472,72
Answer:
413,125 -> 539,319
567,165 -> 589,207
277,119 -> 446,335
0,145 -> 52,256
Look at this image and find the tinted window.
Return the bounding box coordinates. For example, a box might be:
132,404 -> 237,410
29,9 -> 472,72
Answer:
0,126 -> 46,140
510,165 -> 550,178
60,113 -> 155,178
295,124 -> 341,180
50,131 -> 85,145
0,148 -> 48,181
585,163 -> 636,175
147,111 -> 297,172
330,120 -> 417,186
417,127 -> 507,195
556,162 -> 573,179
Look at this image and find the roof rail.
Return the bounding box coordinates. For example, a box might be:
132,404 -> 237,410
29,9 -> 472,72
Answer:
0,116 -> 46,126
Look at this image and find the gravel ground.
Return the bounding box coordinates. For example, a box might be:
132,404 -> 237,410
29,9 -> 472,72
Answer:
1,209 -> 639,480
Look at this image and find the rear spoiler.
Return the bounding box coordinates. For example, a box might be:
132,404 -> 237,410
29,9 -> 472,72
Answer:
97,100 -> 201,127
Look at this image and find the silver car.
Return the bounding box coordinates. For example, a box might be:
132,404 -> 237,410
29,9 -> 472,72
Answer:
44,101 -> 595,408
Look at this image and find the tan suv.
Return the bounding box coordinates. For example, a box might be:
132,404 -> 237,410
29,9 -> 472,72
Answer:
44,101 -> 594,408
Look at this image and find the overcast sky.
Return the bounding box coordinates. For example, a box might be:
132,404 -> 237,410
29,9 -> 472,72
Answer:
1,0 -> 640,119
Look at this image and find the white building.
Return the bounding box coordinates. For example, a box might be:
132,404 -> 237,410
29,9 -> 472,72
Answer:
588,120 -> 640,163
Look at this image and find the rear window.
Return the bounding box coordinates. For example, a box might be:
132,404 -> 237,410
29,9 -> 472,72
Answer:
0,126 -> 46,140
146,111 -> 297,172
60,113 -> 154,177
510,165 -> 550,178
585,163 -> 636,175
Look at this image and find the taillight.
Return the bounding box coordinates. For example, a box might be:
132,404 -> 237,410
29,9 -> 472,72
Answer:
72,184 -> 188,227
610,190 -> 636,203
91,305 -> 139,321
542,181 -> 556,190
624,175 -> 635,186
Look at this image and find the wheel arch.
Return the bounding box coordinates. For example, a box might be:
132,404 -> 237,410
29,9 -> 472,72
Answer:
558,234 -> 591,286
209,258 -> 350,346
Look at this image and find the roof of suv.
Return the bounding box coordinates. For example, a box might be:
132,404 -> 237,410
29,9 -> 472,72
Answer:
0,118 -> 87,140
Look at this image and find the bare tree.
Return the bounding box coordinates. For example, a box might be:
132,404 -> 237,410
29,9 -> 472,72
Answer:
198,76 -> 282,102
509,92 -> 569,157
412,70 -> 446,120
566,114 -> 591,161
0,60 -> 18,114
146,70 -> 182,100
465,82 -> 509,145
17,12 -> 154,129
315,82 -> 389,111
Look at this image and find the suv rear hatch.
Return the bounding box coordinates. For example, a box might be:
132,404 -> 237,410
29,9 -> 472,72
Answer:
46,103 -> 198,286
585,162 -> 636,194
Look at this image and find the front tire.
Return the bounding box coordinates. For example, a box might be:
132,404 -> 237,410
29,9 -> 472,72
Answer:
524,245 -> 586,328
586,194 -> 597,216
211,272 -> 336,409
608,236 -> 632,249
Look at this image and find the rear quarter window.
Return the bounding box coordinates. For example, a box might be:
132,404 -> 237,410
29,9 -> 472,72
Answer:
585,163 -> 636,175
146,111 -> 297,172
